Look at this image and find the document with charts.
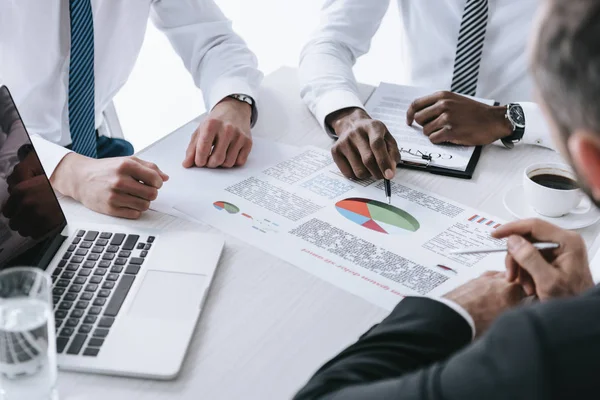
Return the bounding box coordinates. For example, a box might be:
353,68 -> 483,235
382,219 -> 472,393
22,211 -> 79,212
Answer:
175,147 -> 507,310
366,83 -> 494,171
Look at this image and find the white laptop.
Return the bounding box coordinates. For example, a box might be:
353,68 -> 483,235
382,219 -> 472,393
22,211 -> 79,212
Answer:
0,86 -> 224,379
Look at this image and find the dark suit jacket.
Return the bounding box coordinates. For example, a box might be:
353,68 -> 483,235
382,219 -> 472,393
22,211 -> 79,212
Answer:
294,287 -> 600,399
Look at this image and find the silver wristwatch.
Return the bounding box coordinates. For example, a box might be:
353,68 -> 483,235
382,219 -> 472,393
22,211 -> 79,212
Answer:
228,94 -> 254,107
228,94 -> 257,127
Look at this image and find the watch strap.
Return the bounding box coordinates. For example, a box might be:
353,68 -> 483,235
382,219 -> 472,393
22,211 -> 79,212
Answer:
228,94 -> 258,128
501,127 -> 524,149
503,125 -> 525,141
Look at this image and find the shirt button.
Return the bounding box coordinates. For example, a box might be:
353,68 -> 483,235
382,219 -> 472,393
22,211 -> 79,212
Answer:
536,139 -> 543,144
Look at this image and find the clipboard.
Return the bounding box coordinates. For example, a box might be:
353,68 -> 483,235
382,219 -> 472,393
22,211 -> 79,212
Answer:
397,146 -> 482,180
355,82 -> 494,180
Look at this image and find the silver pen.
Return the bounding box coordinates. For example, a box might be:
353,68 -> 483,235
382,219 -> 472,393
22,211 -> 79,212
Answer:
449,242 -> 560,255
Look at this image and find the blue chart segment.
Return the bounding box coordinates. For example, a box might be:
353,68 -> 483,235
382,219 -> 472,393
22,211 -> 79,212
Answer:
337,207 -> 371,225
335,198 -> 420,234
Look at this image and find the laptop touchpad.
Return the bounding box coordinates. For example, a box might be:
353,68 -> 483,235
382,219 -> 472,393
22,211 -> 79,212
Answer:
128,271 -> 208,320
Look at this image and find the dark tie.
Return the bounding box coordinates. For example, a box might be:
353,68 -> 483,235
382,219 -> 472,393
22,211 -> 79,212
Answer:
68,0 -> 97,158
450,0 -> 490,96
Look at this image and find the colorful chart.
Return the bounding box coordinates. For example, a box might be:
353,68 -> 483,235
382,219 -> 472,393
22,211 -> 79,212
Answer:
213,201 -> 240,214
335,198 -> 420,234
212,202 -> 279,234
468,214 -> 501,229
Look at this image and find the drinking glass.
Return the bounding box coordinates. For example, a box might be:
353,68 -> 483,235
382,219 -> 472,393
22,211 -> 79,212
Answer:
0,267 -> 57,400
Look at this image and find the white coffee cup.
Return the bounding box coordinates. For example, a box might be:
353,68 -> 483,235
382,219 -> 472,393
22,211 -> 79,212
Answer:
523,163 -> 584,218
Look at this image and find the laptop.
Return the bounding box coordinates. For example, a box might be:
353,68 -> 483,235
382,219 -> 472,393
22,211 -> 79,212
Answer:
0,86 -> 224,379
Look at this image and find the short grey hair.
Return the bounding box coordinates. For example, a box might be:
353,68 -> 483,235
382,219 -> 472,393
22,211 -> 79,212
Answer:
531,0 -> 600,138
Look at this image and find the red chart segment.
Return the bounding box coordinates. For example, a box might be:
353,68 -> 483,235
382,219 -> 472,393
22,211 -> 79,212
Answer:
362,219 -> 388,233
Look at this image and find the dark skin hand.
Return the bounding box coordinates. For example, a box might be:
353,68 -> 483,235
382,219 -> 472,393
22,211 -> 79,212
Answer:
3,148 -> 61,238
3,175 -> 64,239
327,107 -> 401,180
406,91 -> 513,146
7,151 -> 43,190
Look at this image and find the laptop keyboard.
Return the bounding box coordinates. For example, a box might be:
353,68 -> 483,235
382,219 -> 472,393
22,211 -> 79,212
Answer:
51,230 -> 156,357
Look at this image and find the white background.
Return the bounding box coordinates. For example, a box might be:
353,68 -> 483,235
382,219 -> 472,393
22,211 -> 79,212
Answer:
114,0 -> 409,151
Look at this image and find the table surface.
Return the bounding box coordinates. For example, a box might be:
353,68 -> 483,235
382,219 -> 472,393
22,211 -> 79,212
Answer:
57,67 -> 600,400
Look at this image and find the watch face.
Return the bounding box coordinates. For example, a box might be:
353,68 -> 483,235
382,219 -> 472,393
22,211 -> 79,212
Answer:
509,105 -> 526,127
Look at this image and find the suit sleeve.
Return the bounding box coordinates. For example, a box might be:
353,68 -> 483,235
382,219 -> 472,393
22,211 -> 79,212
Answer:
294,297 -> 549,400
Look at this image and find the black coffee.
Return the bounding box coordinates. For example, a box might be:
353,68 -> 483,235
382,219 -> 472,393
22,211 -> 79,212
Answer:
530,174 -> 579,190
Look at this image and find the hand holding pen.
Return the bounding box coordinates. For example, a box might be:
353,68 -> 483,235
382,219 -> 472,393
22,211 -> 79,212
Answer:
489,219 -> 593,300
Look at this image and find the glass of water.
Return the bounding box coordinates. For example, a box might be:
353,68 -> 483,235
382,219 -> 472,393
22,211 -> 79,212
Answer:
0,267 -> 57,400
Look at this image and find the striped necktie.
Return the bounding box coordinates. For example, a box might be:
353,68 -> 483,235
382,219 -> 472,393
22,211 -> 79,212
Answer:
450,0 -> 490,97
68,0 -> 97,158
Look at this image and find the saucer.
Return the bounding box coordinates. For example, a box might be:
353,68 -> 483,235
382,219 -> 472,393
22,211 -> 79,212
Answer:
503,185 -> 600,230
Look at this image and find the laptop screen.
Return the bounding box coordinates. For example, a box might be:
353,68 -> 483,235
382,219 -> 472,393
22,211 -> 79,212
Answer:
0,86 -> 67,270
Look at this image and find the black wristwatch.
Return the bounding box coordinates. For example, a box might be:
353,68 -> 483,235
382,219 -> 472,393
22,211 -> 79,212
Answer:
501,103 -> 526,149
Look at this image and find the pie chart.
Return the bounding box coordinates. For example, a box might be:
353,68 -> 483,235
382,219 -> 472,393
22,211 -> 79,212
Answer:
335,198 -> 420,234
213,201 -> 240,214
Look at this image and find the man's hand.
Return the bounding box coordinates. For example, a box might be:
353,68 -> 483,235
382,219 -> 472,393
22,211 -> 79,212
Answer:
406,91 -> 513,146
51,153 -> 169,220
492,219 -> 594,300
3,175 -> 65,239
444,271 -> 526,337
3,148 -> 58,238
183,97 -> 253,169
7,150 -> 43,190
327,107 -> 400,180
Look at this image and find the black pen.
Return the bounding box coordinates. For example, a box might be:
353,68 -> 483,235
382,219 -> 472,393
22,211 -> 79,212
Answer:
384,179 -> 392,205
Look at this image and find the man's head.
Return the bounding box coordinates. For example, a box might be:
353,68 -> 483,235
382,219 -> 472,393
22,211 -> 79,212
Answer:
532,0 -> 600,205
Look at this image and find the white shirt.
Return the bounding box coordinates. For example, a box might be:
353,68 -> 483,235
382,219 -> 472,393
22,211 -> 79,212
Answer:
0,0 -> 263,176
299,0 -> 552,150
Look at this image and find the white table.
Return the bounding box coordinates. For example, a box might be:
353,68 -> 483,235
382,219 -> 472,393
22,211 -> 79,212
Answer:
58,67 -> 600,400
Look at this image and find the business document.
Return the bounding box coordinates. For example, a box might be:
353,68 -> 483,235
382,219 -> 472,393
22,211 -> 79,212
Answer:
175,145 -> 508,310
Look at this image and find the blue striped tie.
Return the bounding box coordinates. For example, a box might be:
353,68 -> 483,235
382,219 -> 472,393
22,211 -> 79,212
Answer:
69,0 -> 97,158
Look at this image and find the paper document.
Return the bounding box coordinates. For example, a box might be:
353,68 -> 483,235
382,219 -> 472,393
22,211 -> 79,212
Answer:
174,145 -> 507,310
366,83 -> 493,171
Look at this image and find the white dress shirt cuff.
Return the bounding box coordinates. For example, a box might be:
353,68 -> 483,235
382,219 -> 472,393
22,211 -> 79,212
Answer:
434,297 -> 476,340
207,77 -> 259,127
30,135 -> 72,179
516,102 -> 555,151
313,89 -> 365,135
